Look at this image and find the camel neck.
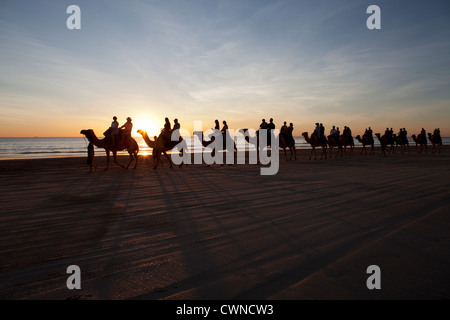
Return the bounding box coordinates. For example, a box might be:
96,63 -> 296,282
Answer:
141,132 -> 155,148
90,134 -> 105,148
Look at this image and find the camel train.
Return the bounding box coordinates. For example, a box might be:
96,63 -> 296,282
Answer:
80,119 -> 444,170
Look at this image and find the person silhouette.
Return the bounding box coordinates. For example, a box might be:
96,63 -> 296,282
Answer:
221,120 -> 228,134
163,117 -> 171,132
281,121 -> 288,134
267,118 -> 275,147
320,123 -> 325,143
280,121 -> 289,143
119,117 -> 133,146
214,120 -> 220,131
287,123 -> 295,145
110,116 -> 119,146
314,123 -> 320,137
260,119 -> 268,130
87,142 -> 97,173
173,118 -> 180,131
420,128 -> 426,140
330,126 -> 337,136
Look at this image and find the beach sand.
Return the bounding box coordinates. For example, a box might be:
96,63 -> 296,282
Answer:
0,146 -> 449,300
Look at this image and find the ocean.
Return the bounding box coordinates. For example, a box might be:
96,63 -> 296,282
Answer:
0,136 -> 447,160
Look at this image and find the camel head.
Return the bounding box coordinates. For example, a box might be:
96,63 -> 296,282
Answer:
193,131 -> 203,139
375,133 -> 382,141
80,129 -> 95,141
301,132 -> 309,138
136,129 -> 146,136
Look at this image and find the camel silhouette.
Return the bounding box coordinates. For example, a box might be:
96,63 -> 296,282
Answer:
355,135 -> 374,155
80,129 -> 139,170
302,132 -> 327,160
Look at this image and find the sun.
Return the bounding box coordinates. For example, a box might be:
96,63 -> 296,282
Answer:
133,118 -> 161,137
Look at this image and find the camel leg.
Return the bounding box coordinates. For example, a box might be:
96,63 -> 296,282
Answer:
126,151 -> 138,169
113,151 -> 125,169
133,152 -> 138,169
125,153 -> 133,169
164,152 -> 173,168
153,152 -> 160,169
321,146 -> 327,160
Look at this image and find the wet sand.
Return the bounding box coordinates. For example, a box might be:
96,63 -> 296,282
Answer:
0,146 -> 449,300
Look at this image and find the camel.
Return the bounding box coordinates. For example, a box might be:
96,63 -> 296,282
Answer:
80,129 -> 139,170
302,132 -> 327,160
339,135 -> 354,154
327,134 -> 343,158
239,129 -> 296,161
428,132 -> 442,154
394,133 -> 410,153
137,129 -> 186,169
375,133 -> 395,156
411,133 -> 428,154
279,133 -> 296,161
375,133 -> 387,156
137,130 -> 174,169
355,135 -> 374,155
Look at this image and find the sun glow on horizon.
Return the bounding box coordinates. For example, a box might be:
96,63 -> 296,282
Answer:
133,118 -> 161,138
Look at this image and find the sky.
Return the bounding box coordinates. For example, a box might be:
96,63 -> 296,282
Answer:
1,0 -> 450,137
